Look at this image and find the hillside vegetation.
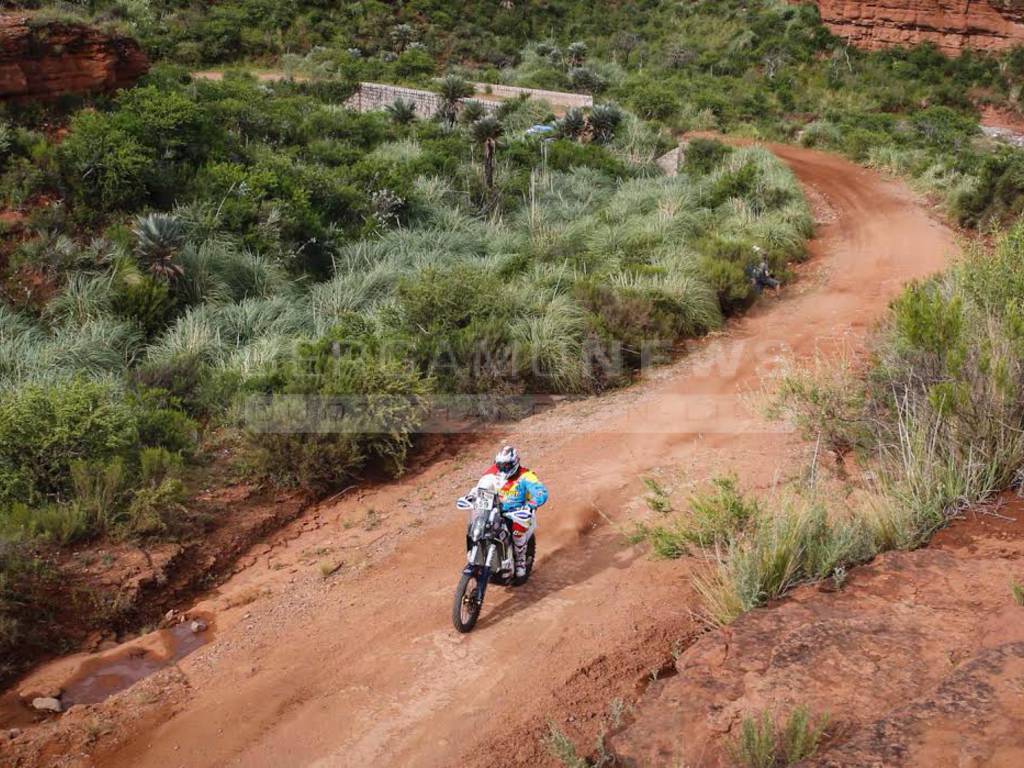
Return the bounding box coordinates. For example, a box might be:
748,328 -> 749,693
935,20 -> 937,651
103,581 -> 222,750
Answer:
6,0 -> 1024,685
0,55 -> 808,675
16,0 -> 1024,226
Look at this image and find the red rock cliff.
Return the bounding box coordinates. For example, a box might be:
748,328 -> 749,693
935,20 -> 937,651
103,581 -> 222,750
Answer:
804,0 -> 1024,54
0,13 -> 148,101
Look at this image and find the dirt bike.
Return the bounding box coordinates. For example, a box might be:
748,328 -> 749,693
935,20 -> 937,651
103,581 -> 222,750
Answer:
451,475 -> 536,633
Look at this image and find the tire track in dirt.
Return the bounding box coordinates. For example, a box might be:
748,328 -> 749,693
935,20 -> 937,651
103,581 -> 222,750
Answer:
8,143 -> 955,768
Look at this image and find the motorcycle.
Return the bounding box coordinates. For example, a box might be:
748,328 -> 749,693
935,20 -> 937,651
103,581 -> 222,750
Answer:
451,474 -> 536,633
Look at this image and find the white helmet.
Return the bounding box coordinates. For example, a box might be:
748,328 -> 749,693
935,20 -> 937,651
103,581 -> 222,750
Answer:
494,445 -> 520,476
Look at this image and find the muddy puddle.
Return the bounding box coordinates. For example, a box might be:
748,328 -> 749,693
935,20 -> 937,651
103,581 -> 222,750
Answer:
0,618 -> 213,728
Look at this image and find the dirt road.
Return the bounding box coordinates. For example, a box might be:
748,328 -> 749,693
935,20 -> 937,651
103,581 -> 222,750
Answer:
8,144 -> 954,767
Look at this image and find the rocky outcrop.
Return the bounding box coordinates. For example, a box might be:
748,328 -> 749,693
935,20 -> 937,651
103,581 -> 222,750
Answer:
805,0 -> 1024,54
610,507 -> 1024,766
0,14 -> 148,101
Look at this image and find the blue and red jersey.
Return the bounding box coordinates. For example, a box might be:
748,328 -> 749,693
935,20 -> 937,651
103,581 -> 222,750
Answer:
485,465 -> 549,512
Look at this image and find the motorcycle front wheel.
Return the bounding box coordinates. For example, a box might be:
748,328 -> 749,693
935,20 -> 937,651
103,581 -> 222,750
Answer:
452,571 -> 484,633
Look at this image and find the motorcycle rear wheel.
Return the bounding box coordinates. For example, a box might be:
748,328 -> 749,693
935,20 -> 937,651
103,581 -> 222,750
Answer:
453,571 -> 484,633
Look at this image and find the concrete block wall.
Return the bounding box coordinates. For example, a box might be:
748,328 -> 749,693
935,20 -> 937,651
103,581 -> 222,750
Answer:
473,83 -> 593,109
344,81 -> 592,118
345,82 -> 499,118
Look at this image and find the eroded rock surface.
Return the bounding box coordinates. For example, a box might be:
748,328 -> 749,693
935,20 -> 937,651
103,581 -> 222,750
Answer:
610,504 -> 1024,767
804,0 -> 1024,54
0,14 -> 148,101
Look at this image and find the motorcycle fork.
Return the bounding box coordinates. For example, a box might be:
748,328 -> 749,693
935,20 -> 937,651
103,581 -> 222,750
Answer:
460,564 -> 490,603
475,566 -> 491,602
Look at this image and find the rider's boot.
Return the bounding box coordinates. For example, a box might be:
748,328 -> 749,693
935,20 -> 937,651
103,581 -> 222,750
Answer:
513,543 -> 527,579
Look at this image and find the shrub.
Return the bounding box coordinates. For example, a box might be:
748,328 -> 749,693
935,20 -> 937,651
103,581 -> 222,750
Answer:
135,399 -> 199,455
138,447 -> 184,487
568,67 -> 606,94
683,138 -> 733,176
558,108 -> 586,140
0,501 -> 92,545
385,98 -> 418,125
588,104 -> 623,143
697,255 -> 753,314
69,458 -> 127,536
730,707 -> 830,768
247,325 -> 432,492
629,82 -> 681,121
59,112 -> 152,211
951,149 -> 1024,227
632,475 -> 759,558
0,379 -> 138,506
689,497 -> 874,625
112,273 -> 178,337
134,213 -> 188,281
124,478 -> 187,537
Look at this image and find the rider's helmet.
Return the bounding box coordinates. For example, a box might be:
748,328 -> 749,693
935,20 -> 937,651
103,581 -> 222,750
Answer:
495,445 -> 520,477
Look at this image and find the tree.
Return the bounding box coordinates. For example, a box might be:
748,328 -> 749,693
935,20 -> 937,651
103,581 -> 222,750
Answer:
614,31 -> 641,65
471,116 -> 503,190
133,213 -> 186,281
390,23 -> 416,54
385,98 -> 418,125
568,67 -> 605,94
567,41 -> 588,67
435,74 -> 474,128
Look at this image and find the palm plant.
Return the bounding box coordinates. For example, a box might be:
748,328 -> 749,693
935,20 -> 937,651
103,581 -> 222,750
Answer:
588,104 -> 624,144
459,100 -> 486,125
568,67 -> 605,94
385,98 -> 418,125
471,116 -> 504,190
390,23 -> 416,54
558,108 -> 586,141
435,74 -> 473,128
133,213 -> 186,281
567,41 -> 588,67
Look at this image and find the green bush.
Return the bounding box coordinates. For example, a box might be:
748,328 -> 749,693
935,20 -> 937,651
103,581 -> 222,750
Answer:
683,138 -> 733,176
629,82 -> 681,121
0,379 -> 138,506
69,458 -> 127,537
698,254 -> 753,314
951,149 -> 1024,226
632,475 -> 759,558
247,325 -> 432,492
124,478 -> 187,537
58,112 -> 152,211
133,391 -> 200,455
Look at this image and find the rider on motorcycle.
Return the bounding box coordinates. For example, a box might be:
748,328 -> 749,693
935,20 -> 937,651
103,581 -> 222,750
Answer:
748,245 -> 780,294
476,445 -> 548,578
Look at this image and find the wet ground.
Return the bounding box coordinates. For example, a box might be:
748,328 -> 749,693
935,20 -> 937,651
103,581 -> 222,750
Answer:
0,618 -> 212,729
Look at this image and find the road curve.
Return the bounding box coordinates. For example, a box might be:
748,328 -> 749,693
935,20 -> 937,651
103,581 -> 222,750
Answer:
22,144 -> 956,768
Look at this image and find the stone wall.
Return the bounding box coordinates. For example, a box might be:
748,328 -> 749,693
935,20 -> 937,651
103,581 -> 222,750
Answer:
344,81 -> 592,118
344,82 -> 499,119
473,83 -> 593,109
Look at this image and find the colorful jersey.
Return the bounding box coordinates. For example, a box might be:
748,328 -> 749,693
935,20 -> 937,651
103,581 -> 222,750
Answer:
485,465 -> 549,512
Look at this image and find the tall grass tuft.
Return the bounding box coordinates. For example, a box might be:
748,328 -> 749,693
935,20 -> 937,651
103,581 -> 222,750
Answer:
514,295 -> 590,393
730,706 -> 830,768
